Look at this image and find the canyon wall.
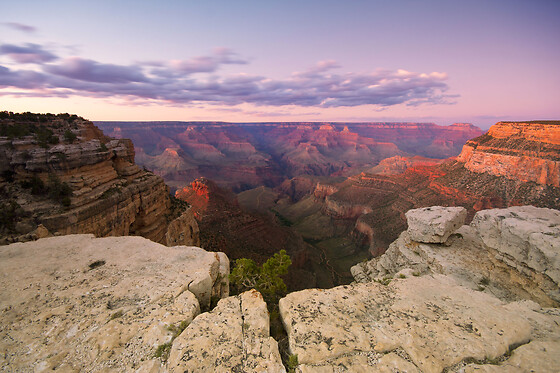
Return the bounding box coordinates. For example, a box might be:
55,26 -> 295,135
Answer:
306,121 -> 560,252
0,114 -> 198,246
96,121 -> 482,191
458,121 -> 560,186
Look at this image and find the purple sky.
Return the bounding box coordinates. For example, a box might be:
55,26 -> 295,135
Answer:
1,0 -> 559,129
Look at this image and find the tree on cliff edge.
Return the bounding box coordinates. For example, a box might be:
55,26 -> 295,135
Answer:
229,250 -> 292,305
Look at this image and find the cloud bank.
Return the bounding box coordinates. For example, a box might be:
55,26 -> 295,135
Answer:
0,42 -> 456,108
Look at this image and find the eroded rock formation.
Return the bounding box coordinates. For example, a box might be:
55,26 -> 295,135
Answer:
0,114 -> 199,246
96,121 -> 482,192
0,234 -> 228,371
279,206 -> 560,372
458,121 -> 560,187
168,289 -> 284,372
304,121 -> 560,252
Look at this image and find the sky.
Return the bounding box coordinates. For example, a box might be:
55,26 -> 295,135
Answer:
1,0 -> 559,129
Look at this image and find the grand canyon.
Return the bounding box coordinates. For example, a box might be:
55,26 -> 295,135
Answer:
2,1 -> 559,371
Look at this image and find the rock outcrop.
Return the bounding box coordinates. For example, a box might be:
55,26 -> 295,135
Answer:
0,234 -> 228,372
405,206 -> 467,243
168,289 -> 285,372
352,206 -> 560,306
278,206 -> 560,372
472,206 -> 560,294
0,113 -> 199,246
280,275 -> 559,372
457,121 -> 560,187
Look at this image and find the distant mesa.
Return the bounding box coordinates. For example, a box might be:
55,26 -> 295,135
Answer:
95,121 -> 483,192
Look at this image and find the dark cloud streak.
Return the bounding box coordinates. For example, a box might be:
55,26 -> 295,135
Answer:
0,43 -> 58,64
3,22 -> 36,33
0,42 -> 456,108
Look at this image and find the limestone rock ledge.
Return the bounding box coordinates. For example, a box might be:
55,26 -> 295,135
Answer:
279,206 -> 560,372
279,274 -> 560,373
168,289 -> 285,373
352,206 -> 560,305
0,234 -> 228,372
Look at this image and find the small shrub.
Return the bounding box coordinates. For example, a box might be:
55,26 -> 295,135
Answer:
287,354 -> 299,373
1,170 -> 15,182
375,276 -> 392,286
167,320 -> 189,338
98,143 -> 108,152
109,310 -> 123,320
229,250 -> 292,305
21,175 -> 47,195
479,277 -> 490,286
0,200 -> 21,232
153,342 -> 172,361
398,274 -> 406,279
47,173 -> 72,205
54,152 -> 67,161
63,129 -> 77,143
412,271 -> 420,277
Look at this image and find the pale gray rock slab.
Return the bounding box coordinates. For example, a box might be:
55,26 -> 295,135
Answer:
353,206 -> 560,306
405,206 -> 467,243
471,206 -> 560,287
279,274 -> 553,373
463,340 -> 560,373
168,289 -> 285,373
0,234 -> 228,372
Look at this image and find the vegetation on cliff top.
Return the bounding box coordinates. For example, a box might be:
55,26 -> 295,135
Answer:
0,111 -> 83,123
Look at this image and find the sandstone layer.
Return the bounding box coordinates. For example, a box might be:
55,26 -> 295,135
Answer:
0,234 -> 228,372
0,114 -> 198,246
457,121 -> 560,186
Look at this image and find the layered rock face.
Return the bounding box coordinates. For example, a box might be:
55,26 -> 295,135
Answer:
279,206 -> 560,372
0,114 -> 199,246
457,121 -> 560,186
0,235 -> 228,372
96,121 -> 482,191
305,121 -> 560,253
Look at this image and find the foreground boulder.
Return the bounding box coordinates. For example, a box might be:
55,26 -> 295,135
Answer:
405,206 -> 467,243
281,206 -> 560,372
279,274 -> 559,373
471,206 -> 560,288
352,205 -> 560,305
168,289 -> 285,372
0,234 -> 228,372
